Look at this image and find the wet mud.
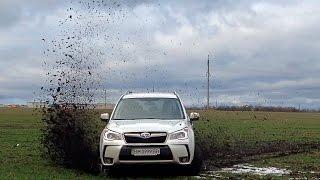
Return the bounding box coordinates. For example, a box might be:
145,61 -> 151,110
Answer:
202,141 -> 320,170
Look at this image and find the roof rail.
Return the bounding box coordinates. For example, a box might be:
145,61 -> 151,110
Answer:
173,91 -> 182,104
125,91 -> 132,94
173,91 -> 180,98
119,91 -> 132,101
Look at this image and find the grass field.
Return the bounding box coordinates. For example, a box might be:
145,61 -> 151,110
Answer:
194,110 -> 320,164
0,108 -> 104,179
0,108 -> 319,179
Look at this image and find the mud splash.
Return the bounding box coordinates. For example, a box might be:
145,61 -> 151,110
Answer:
40,0 -> 131,173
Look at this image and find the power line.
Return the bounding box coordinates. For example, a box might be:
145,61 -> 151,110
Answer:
104,89 -> 107,109
207,54 -> 210,110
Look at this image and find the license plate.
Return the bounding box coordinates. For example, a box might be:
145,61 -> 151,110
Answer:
131,148 -> 160,156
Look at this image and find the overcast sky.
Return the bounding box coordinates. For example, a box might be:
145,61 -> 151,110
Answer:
0,0 -> 319,109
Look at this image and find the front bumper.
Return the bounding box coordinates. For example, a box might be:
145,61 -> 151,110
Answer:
100,140 -> 192,166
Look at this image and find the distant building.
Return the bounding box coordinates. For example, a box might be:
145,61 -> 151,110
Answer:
27,101 -> 49,108
95,103 -> 115,109
0,104 -> 4,108
7,104 -> 18,108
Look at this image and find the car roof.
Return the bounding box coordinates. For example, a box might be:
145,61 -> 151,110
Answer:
122,92 -> 178,99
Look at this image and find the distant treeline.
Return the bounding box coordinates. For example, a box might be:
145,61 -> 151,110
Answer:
188,105 -> 320,112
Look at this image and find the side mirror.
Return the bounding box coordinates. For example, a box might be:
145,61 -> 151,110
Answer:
100,113 -> 109,122
190,112 -> 200,121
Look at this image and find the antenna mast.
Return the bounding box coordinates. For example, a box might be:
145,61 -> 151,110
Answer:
207,54 -> 210,109
104,89 -> 107,109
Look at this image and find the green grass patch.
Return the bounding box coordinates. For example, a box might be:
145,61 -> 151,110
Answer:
251,150 -> 320,179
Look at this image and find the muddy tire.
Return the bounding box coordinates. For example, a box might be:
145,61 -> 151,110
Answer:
187,144 -> 203,175
99,164 -> 111,175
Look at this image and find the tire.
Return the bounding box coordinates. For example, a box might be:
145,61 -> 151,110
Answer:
99,164 -> 110,175
187,144 -> 203,175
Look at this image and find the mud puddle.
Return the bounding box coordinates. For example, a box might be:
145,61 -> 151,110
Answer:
199,163 -> 291,178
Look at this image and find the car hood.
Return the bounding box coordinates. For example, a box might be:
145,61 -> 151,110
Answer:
106,119 -> 187,133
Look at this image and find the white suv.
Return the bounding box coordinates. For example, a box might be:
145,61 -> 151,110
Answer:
99,92 -> 202,175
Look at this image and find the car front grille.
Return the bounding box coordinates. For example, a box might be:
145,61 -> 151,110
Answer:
124,132 -> 167,143
119,145 -> 173,160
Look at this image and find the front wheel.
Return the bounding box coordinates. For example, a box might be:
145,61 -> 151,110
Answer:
186,144 -> 203,175
99,164 -> 111,175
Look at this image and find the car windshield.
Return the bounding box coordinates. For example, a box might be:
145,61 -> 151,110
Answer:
112,98 -> 185,120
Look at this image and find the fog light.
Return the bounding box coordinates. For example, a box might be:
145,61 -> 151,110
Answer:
103,157 -> 113,164
179,156 -> 188,163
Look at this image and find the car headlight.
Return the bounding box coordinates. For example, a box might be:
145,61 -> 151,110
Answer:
169,127 -> 188,140
103,130 -> 122,141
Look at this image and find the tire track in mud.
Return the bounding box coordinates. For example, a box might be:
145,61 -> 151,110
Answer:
202,141 -> 320,170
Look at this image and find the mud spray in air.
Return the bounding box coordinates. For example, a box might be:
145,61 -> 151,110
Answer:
40,0 -> 132,172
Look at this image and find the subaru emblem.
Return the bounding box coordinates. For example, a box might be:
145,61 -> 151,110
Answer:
140,132 -> 151,139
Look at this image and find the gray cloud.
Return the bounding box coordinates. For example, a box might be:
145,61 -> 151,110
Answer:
0,0 -> 63,28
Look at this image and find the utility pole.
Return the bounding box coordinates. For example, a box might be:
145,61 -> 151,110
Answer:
104,89 -> 107,109
207,54 -> 210,110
